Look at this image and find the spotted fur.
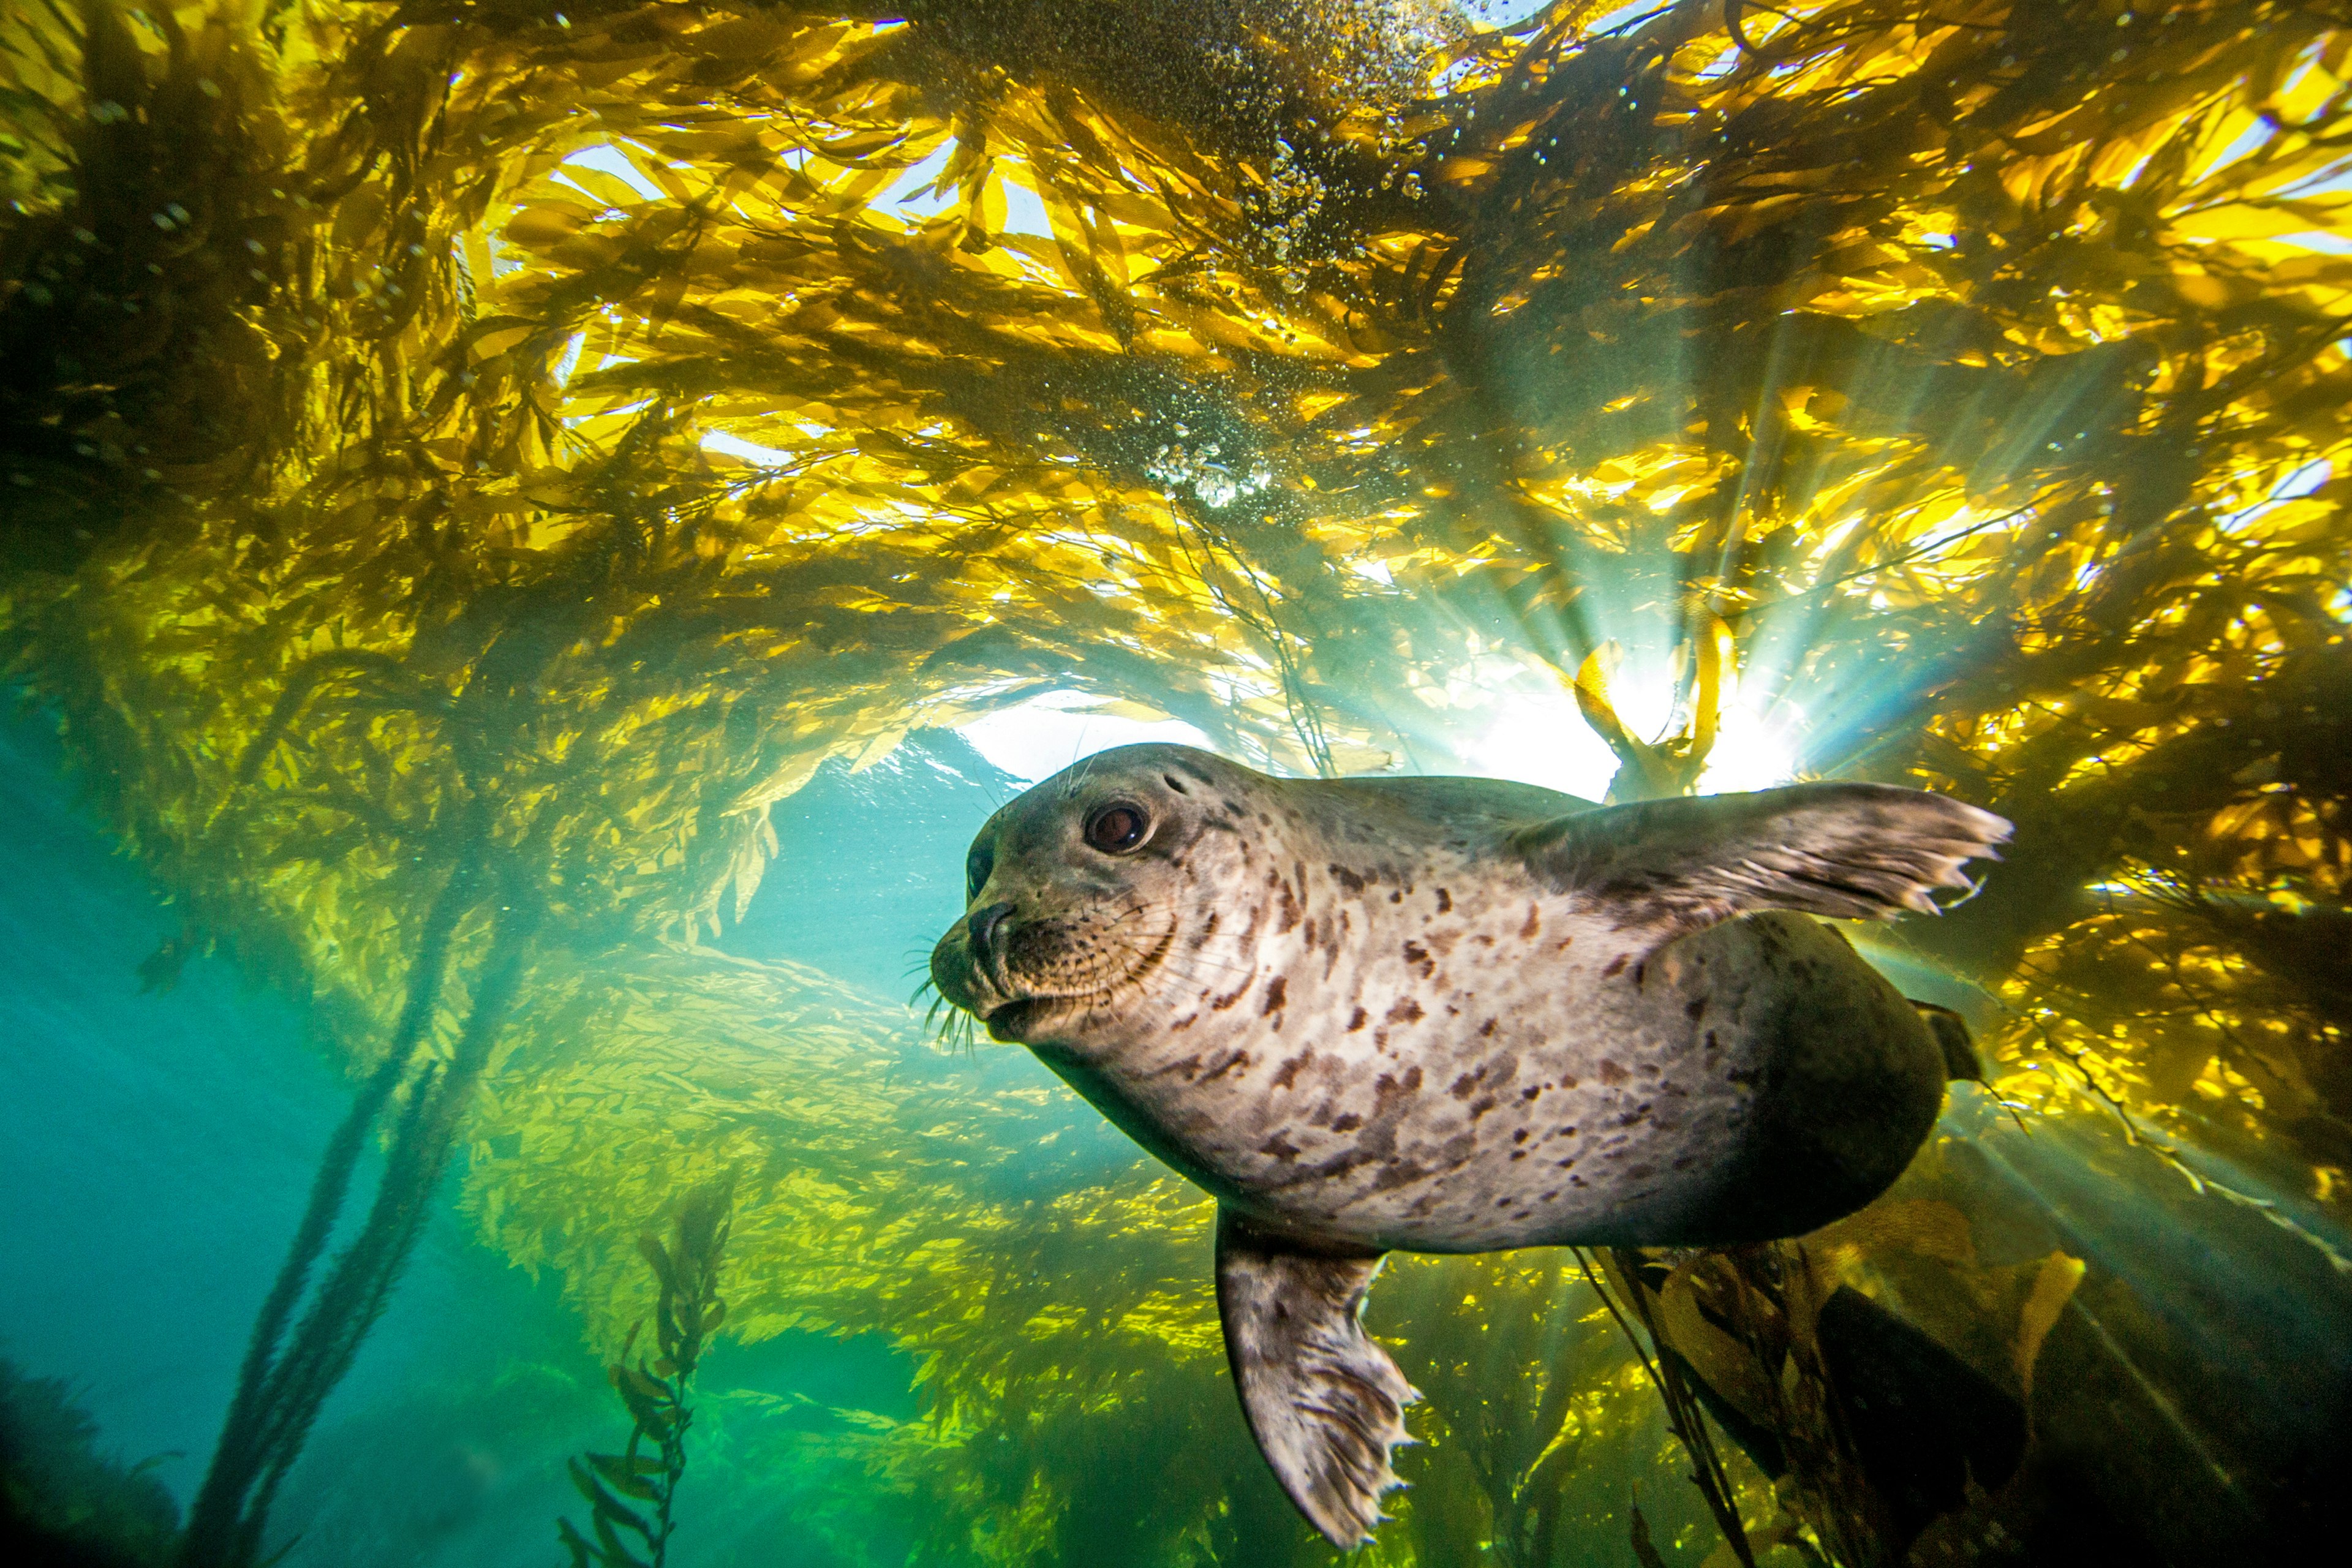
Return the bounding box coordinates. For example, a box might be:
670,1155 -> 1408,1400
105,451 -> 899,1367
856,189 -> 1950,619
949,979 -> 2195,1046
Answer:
930,744 -> 2008,1547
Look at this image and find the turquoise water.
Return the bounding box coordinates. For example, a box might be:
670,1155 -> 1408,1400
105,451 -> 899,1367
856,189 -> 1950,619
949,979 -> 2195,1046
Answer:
0,720 -> 1012,1566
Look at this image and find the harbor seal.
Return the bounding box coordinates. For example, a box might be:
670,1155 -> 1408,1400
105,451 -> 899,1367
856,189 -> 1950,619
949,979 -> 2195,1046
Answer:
928,743 -> 2008,1546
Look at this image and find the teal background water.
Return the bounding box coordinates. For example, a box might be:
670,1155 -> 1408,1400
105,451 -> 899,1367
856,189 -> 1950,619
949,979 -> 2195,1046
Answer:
0,718 -> 1017,1566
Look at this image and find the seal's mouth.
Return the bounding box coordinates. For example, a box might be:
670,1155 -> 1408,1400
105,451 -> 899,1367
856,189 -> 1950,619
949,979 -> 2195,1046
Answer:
927,963 -> 1071,1046
929,924 -> 1049,1041
927,940 -> 1073,1044
981,996 -> 1055,1042
929,904 -> 1177,1045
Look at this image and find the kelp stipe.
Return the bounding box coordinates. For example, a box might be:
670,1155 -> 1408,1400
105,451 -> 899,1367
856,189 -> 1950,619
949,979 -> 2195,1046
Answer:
1577,1249 -> 1758,1567
557,1178 -> 734,1568
178,870 -> 543,1568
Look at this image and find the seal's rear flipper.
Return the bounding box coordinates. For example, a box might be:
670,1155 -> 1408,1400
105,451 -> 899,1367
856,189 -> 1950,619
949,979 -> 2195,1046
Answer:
1912,1001 -> 1985,1082
1215,1209 -> 1418,1548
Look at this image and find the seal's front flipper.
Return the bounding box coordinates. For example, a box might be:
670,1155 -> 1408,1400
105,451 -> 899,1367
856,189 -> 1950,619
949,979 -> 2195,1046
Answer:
1215,1209 -> 1418,1548
1912,1001 -> 1985,1082
1514,782 -> 2010,940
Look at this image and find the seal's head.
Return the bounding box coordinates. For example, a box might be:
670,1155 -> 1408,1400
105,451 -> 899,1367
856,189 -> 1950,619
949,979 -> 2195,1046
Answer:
930,743 -> 1242,1046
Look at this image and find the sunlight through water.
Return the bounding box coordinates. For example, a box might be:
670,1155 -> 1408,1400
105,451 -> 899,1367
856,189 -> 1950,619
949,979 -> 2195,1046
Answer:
956,691 -> 1216,783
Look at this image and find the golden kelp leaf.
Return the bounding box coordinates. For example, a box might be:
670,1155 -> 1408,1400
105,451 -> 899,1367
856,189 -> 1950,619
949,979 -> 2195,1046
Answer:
1814,1198 -> 1977,1272
1657,1259 -> 1776,1427
2014,1250 -> 2087,1406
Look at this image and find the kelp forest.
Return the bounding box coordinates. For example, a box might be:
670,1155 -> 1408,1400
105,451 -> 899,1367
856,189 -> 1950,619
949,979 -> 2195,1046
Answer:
0,1 -> 2347,1565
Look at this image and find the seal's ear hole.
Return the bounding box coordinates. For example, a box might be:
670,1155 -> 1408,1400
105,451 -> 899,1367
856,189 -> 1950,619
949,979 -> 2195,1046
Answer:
965,842 -> 995,901
1084,802 -> 1151,854
1163,774 -> 1188,794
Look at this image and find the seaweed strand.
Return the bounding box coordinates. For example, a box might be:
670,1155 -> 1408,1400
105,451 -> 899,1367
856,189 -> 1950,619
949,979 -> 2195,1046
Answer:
178,851 -> 478,1561
178,862 -> 538,1568
559,1177 -> 735,1568
1578,1248 -> 1758,1568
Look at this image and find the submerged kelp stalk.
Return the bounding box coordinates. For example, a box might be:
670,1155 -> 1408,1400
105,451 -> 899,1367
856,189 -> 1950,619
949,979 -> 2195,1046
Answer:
180,875 -> 542,1568
175,868 -> 469,1567
1578,1249 -> 1758,1567
559,1178 -> 734,1568
1570,615 -> 1735,802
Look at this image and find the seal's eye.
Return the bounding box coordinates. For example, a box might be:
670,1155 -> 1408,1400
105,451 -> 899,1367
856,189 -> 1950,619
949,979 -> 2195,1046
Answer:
1084,802 -> 1150,854
965,842 -> 995,901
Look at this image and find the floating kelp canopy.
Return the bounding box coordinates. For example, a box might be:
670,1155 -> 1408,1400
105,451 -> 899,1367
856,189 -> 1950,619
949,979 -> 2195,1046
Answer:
1,2 -> 2347,1565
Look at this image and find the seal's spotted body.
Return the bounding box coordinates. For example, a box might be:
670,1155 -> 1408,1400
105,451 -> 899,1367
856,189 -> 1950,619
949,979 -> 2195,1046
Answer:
932,745 -> 2007,1548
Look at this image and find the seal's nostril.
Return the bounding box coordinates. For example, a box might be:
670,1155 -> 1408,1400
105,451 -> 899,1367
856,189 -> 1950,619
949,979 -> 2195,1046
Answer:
967,900 -> 1014,959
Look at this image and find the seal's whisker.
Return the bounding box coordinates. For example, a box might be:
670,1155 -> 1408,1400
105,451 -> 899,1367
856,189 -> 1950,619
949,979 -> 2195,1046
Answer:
1115,941 -> 1253,981
1060,747 -> 1103,803
912,986 -> 980,1056
1072,905 -> 1254,983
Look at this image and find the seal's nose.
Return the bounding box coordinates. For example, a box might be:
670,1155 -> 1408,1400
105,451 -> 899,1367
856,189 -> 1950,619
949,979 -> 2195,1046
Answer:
967,900 -> 1014,963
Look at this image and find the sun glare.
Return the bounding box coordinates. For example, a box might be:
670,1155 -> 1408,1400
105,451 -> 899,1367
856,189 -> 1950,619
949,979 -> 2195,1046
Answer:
956,690 -> 1214,783
1698,702 -> 1804,796
1462,695 -> 1624,801
1458,658 -> 1803,802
